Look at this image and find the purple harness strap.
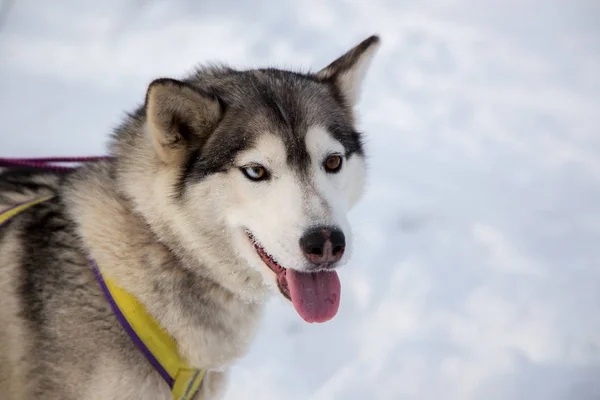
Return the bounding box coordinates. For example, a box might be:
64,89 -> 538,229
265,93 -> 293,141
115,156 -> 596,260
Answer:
0,156 -> 110,171
90,260 -> 176,388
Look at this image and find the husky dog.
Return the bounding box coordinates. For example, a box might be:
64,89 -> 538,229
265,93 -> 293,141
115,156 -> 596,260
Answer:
0,35 -> 380,399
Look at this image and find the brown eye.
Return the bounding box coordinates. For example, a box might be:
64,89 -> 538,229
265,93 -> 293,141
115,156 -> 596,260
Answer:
324,154 -> 343,173
241,165 -> 269,181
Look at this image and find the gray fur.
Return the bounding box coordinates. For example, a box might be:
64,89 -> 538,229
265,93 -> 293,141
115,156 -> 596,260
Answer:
0,35 -> 379,399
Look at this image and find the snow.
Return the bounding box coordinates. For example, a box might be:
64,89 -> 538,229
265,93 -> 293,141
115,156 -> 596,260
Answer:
1,1 -> 599,399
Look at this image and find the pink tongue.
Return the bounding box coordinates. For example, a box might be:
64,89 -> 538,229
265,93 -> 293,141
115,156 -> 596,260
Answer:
285,269 -> 341,323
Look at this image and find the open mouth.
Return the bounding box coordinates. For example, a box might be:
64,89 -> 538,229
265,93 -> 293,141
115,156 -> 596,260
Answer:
245,230 -> 291,301
245,230 -> 341,323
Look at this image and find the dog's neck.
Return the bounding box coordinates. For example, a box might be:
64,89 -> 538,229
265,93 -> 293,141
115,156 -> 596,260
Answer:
63,161 -> 268,369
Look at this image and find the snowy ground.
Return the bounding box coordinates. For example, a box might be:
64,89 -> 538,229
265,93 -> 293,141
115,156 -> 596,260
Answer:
1,1 -> 599,399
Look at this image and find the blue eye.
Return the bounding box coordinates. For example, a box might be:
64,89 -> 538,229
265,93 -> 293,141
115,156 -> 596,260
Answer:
240,165 -> 269,181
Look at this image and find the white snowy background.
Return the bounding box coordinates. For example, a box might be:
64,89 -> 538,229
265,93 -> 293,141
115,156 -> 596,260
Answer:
1,1 -> 599,399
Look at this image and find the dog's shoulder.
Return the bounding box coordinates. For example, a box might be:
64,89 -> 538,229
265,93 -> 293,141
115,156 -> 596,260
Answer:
0,166 -> 143,398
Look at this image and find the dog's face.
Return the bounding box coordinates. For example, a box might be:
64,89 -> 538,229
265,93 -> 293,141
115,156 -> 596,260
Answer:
221,123 -> 365,324
140,36 -> 379,323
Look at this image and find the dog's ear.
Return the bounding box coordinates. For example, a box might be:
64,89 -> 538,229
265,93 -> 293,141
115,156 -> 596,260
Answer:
316,35 -> 381,107
145,78 -> 222,164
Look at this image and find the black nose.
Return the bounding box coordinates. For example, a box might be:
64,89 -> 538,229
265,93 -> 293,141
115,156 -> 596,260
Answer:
299,226 -> 345,266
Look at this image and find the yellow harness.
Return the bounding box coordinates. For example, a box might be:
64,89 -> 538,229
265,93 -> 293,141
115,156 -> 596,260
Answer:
0,196 -> 205,400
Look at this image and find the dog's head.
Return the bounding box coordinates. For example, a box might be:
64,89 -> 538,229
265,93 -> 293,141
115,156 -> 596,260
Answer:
116,36 -> 380,323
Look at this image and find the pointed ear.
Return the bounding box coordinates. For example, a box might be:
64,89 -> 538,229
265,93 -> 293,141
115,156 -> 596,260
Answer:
316,35 -> 381,107
145,78 -> 222,164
